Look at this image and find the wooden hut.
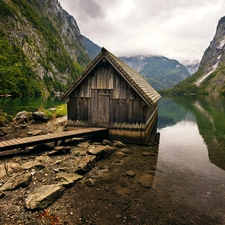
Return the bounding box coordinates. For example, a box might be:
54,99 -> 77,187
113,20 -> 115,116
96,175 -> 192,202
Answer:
62,48 -> 161,144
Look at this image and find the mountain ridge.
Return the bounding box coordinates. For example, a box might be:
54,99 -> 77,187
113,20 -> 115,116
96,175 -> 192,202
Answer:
171,16 -> 225,95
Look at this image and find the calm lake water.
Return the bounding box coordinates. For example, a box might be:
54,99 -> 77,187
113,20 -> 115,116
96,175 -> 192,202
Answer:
153,95 -> 225,224
0,96 -> 64,116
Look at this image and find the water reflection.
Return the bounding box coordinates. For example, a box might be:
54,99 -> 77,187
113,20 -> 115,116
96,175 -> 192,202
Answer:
154,96 -> 225,224
0,96 -> 64,116
166,95 -> 225,170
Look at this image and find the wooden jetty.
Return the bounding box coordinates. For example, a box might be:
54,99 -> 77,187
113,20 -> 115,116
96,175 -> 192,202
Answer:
0,127 -> 108,152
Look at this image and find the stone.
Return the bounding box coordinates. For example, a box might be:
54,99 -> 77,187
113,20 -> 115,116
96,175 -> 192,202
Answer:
27,130 -> 42,136
32,111 -> 48,122
137,174 -> 154,188
0,163 -> 23,178
55,172 -> 83,187
77,141 -> 90,149
0,127 -> 14,134
85,178 -> 95,187
0,173 -> 32,191
115,151 -> 127,158
102,139 -> 111,146
75,155 -> 96,175
88,145 -> 115,161
21,160 -> 45,170
48,146 -> 71,156
113,140 -> 125,148
25,184 -> 65,210
126,170 -> 136,177
14,111 -> 31,123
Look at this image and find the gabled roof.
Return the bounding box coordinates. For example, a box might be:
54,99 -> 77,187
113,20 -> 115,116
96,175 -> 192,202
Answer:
62,47 -> 161,106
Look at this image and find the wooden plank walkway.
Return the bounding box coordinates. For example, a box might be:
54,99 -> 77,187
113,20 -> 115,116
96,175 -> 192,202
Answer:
0,127 -> 108,152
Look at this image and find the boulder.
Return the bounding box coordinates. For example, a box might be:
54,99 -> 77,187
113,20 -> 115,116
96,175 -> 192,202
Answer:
32,111 -> 48,123
25,184 -> 65,210
14,111 -> 31,123
0,173 -> 32,191
75,155 -> 96,175
88,145 -> 115,161
55,172 -> 83,187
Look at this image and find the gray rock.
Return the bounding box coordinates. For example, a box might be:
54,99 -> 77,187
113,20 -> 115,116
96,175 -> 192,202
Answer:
32,111 -> 48,122
14,111 -> 31,123
75,155 -> 96,175
88,145 -> 115,161
0,173 -> 32,191
25,184 -> 65,210
137,174 -> 154,188
55,172 -> 83,187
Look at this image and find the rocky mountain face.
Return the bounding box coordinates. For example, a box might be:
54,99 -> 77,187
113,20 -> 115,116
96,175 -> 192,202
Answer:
0,0 -> 90,96
83,36 -> 101,60
172,16 -> 225,95
120,56 -> 191,90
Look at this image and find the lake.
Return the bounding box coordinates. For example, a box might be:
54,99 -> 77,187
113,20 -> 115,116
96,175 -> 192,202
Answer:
1,95 -> 225,224
152,95 -> 225,224
0,96 -> 64,116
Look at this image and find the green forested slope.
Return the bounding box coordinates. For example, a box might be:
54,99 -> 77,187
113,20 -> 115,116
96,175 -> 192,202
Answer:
0,0 -> 90,96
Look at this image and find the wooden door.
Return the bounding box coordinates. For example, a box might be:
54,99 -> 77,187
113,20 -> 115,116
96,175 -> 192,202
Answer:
91,89 -> 110,126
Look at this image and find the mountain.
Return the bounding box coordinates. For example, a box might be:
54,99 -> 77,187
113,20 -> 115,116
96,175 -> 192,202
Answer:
83,36 -> 101,60
183,61 -> 200,74
171,16 -> 225,95
0,0 -> 91,96
120,56 -> 191,90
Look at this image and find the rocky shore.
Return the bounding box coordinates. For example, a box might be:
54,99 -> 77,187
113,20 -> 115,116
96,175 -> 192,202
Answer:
0,111 -> 160,225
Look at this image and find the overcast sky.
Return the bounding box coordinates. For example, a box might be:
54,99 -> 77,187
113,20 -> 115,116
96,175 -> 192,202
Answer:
58,0 -> 225,64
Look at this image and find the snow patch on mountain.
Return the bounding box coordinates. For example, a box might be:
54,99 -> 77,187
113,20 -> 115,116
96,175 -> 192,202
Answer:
195,62 -> 219,86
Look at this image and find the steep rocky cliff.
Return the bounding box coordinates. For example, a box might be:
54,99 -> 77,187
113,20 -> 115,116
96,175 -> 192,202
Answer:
172,16 -> 225,95
120,56 -> 191,90
0,0 -> 90,96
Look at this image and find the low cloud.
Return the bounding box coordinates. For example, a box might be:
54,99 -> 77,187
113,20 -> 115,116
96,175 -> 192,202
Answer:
59,0 -> 225,64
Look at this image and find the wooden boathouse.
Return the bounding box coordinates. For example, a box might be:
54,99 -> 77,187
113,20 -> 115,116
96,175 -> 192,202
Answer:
62,48 -> 161,144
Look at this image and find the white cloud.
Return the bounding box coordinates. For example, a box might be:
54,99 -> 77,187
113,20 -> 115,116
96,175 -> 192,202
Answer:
59,0 -> 225,64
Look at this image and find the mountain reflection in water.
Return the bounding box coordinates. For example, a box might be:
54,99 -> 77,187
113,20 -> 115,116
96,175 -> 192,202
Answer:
153,96 -> 225,224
